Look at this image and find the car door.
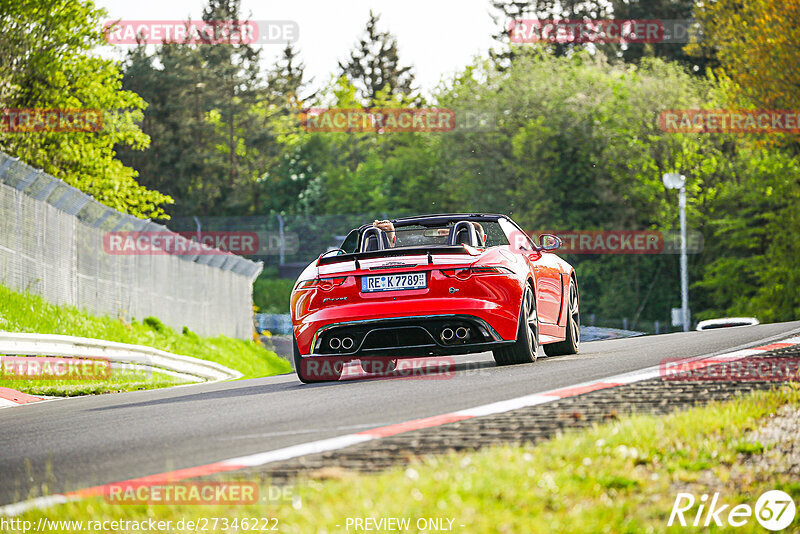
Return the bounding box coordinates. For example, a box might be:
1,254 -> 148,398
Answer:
515,232 -> 562,324
531,252 -> 564,324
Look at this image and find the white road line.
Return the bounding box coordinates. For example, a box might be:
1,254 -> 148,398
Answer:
453,394 -> 556,417
221,434 -> 375,468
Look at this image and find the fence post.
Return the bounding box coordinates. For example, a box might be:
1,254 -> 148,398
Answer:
277,213 -> 285,266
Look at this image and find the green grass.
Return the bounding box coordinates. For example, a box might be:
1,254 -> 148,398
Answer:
0,369 -> 189,396
0,284 -> 292,396
14,385 -> 800,533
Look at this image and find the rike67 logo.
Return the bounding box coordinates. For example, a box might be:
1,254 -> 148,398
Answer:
669,490 -> 796,531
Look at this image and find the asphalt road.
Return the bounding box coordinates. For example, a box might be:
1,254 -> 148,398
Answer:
2,321 -> 800,506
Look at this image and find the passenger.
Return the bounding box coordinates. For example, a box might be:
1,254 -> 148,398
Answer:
472,222 -> 486,246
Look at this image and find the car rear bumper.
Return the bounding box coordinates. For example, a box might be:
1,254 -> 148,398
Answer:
296,313 -> 516,358
292,273 -> 525,355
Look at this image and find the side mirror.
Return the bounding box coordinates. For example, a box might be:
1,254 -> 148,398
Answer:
538,234 -> 562,251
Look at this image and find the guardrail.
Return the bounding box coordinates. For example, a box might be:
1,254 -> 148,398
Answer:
0,332 -> 242,383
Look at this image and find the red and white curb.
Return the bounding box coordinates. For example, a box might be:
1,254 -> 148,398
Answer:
3,335 -> 799,516
0,388 -> 42,409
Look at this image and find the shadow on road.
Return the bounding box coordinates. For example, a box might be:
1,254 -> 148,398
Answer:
87,358 -> 500,411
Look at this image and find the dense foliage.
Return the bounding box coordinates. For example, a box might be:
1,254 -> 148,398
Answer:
0,0 -> 172,218
2,0 -> 797,324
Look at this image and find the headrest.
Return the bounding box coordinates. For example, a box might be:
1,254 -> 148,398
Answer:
361,227 -> 391,252
449,221 -> 478,247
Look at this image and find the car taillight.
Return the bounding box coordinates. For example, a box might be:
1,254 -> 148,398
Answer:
295,277 -> 347,290
440,266 -> 511,279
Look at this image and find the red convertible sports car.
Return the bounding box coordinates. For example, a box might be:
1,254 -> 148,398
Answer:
290,213 -> 579,383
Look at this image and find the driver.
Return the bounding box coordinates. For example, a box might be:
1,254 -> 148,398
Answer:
372,219 -> 396,246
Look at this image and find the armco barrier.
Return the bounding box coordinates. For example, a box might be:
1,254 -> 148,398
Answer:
0,332 -> 242,382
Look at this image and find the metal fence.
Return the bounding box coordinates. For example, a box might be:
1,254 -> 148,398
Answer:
168,212 -> 410,280
0,152 -> 262,339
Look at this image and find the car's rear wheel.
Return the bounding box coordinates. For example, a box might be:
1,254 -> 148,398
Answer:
360,359 -> 398,374
493,286 -> 538,365
543,278 -> 580,356
293,335 -> 343,383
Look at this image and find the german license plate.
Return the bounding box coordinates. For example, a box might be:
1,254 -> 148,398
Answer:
361,272 -> 427,292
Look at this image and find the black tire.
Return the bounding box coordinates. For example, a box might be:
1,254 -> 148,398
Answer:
293,335 -> 343,383
493,286 -> 538,365
543,278 -> 580,356
360,359 -> 398,374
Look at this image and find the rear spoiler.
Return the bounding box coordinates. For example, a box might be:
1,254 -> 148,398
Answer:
317,245 -> 479,267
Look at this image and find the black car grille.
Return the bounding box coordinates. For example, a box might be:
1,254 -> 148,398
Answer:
315,317 -> 493,355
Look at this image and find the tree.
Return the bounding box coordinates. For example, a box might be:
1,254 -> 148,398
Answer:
688,0 -> 800,115
0,0 -> 171,219
489,0 -> 709,72
489,0 -> 611,67
199,0 -> 263,214
117,0 -> 272,217
694,147 -> 800,322
609,0 -> 711,72
248,43 -> 314,215
432,52 -> 729,322
267,43 -> 313,109
682,0 -> 800,321
338,11 -> 416,102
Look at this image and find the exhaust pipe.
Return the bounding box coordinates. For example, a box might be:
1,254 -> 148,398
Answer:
441,328 -> 454,343
455,327 -> 469,340
329,337 -> 341,350
341,337 -> 354,350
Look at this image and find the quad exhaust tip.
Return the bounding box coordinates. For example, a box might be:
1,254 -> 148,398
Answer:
329,336 -> 353,350
441,327 -> 454,342
442,326 -> 470,344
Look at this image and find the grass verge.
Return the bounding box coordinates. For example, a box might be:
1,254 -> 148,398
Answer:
14,385 -> 799,532
0,369 -> 188,396
0,284 -> 292,395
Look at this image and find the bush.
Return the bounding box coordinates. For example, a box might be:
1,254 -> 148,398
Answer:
143,316 -> 166,334
253,276 -> 296,314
